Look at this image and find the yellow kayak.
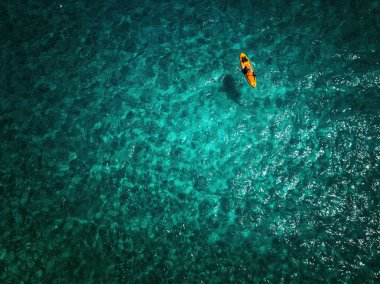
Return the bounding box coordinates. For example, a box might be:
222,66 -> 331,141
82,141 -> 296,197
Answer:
240,52 -> 256,88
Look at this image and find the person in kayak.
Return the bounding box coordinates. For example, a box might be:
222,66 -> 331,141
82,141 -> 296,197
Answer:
241,66 -> 256,77
241,66 -> 250,75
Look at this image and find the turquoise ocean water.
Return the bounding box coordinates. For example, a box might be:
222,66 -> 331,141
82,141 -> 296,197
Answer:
1,0 -> 379,282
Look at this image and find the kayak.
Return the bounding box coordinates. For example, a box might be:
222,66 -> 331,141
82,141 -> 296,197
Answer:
240,52 -> 256,88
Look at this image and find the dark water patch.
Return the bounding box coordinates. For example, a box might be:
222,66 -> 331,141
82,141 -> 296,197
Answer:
222,74 -> 241,103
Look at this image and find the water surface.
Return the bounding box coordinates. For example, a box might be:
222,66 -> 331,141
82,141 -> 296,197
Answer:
0,0 -> 379,282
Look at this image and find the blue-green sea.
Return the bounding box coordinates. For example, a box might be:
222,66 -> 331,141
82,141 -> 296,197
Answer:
1,0 -> 379,283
